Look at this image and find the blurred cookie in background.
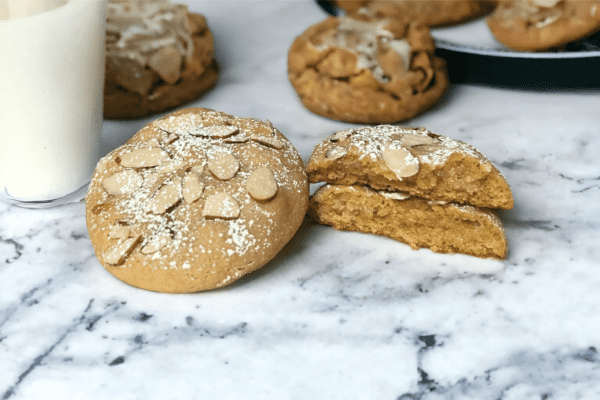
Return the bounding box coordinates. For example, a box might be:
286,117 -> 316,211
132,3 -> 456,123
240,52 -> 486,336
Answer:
287,13 -> 448,124
334,0 -> 496,28
104,0 -> 218,119
487,0 -> 600,51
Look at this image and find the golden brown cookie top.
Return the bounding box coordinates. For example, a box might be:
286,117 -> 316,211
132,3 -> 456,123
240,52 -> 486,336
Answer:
86,108 -> 309,293
307,125 -> 513,209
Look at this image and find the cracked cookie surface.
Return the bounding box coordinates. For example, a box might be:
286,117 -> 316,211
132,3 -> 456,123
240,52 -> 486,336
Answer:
287,14 -> 449,124
86,108 -> 309,293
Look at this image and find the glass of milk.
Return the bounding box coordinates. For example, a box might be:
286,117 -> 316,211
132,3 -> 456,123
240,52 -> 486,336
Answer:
0,0 -> 106,208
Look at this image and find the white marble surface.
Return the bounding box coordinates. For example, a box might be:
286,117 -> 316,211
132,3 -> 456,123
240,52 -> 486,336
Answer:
2,1 -> 600,399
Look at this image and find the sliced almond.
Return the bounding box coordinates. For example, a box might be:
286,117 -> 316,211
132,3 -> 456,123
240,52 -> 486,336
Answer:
325,145 -> 347,160
148,46 -> 182,85
163,132 -> 179,145
158,159 -> 187,174
381,146 -> 419,179
102,170 -> 143,195
531,0 -> 560,7
146,138 -> 161,147
191,162 -> 205,176
144,176 -> 182,214
182,172 -> 205,204
189,125 -> 239,138
246,167 -> 278,201
224,135 -> 250,143
378,190 -> 410,201
202,192 -> 240,219
141,234 -> 172,254
207,152 -> 240,180
251,134 -> 284,149
103,235 -> 141,265
400,134 -> 435,147
119,147 -> 170,168
108,224 -> 131,240
329,128 -> 355,142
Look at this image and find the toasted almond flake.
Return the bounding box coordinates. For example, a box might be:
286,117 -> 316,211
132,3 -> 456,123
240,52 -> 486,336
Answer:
378,190 -> 410,201
202,192 -> 240,219
163,132 -> 179,145
103,235 -> 141,265
141,235 -> 172,254
182,172 -> 205,204
102,170 -> 143,195
400,134 -> 435,147
381,146 -> 419,179
191,162 -> 205,176
325,145 -> 347,160
144,176 -> 182,214
108,224 -> 131,240
224,135 -> 250,143
251,134 -> 284,149
207,152 -> 240,180
146,138 -> 161,146
246,167 -> 278,201
119,147 -> 171,168
148,46 -> 182,84
329,128 -> 355,142
189,125 -> 239,138
157,159 -> 187,174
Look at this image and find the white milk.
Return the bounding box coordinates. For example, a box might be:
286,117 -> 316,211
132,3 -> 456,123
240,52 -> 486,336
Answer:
0,0 -> 106,204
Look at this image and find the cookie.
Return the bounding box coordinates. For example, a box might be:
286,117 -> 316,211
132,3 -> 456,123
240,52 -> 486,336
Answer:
336,0 -> 496,28
85,108 -> 309,293
287,14 -> 449,124
104,0 -> 218,119
309,184 -> 508,259
306,126 -> 513,210
487,0 -> 600,51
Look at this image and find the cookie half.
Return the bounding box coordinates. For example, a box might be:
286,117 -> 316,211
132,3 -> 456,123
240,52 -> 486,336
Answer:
287,15 -> 449,124
309,184 -> 508,259
86,108 -> 309,293
104,0 -> 218,119
487,0 -> 600,51
306,126 -> 513,210
336,0 -> 496,28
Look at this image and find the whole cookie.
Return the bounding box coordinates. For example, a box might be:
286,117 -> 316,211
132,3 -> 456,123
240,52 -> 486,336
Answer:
487,0 -> 600,51
104,0 -> 218,119
336,0 -> 496,28
86,108 -> 309,293
287,14 -> 449,124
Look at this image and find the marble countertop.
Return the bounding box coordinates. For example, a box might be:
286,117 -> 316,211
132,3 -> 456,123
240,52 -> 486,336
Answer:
2,2 -> 600,399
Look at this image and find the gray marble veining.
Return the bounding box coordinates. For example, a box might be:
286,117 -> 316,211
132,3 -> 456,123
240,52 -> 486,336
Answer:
2,1 -> 600,399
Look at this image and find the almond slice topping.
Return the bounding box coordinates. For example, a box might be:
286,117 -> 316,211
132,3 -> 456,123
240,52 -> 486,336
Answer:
251,134 -> 284,149
325,145 -> 347,160
119,147 -> 170,168
102,170 -> 143,195
224,135 -> 250,143
378,190 -> 411,201
157,159 -> 187,174
329,128 -> 355,142
189,125 -> 239,138
163,132 -> 179,145
103,235 -> 141,265
191,162 -> 205,176
381,146 -> 419,179
141,234 -> 172,255
108,224 -> 131,240
182,172 -> 205,204
144,176 -> 182,214
202,192 -> 240,219
400,134 -> 435,147
246,167 -> 278,201
207,152 -> 240,180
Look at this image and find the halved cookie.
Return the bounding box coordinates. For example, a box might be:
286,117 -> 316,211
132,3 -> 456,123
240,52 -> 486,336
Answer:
487,0 -> 600,51
306,125 -> 513,210
287,14 -> 448,124
309,184 -> 508,259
